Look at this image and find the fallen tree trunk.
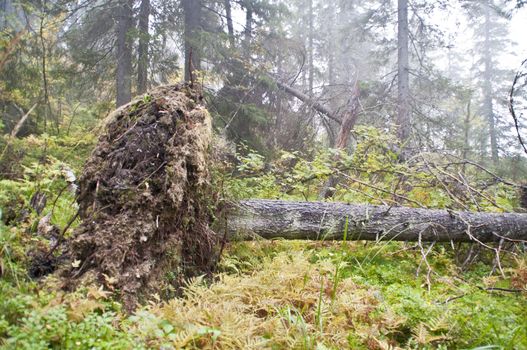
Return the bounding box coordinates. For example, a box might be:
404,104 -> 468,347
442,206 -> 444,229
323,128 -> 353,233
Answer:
49,83 -> 525,310
275,80 -> 341,124
227,200 -> 527,243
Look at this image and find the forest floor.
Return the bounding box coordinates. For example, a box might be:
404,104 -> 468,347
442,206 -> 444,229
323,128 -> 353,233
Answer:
1,233 -> 526,349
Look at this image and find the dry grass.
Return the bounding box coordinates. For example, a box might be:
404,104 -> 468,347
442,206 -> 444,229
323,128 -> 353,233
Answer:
129,250 -> 406,349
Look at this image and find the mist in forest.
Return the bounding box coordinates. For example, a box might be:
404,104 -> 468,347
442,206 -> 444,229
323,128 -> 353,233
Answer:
0,0 -> 526,168
0,0 -> 527,164
2,1 -> 527,349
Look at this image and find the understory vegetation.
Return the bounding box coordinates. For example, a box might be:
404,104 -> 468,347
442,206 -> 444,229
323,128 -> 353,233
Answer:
2,0 -> 527,348
1,130 -> 526,349
1,230 -> 527,349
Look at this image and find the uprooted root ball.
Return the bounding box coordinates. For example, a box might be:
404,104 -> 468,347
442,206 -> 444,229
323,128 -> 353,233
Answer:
64,84 -> 219,309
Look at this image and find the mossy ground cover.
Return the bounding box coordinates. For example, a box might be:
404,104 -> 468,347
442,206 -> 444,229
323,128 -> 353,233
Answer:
1,229 -> 526,349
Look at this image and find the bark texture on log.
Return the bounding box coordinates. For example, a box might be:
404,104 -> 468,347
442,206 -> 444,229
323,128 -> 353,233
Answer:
227,200 -> 527,243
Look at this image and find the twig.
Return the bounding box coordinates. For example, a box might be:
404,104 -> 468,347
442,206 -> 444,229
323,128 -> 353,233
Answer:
114,120 -> 139,142
439,286 -> 524,305
439,293 -> 467,304
479,286 -> 524,293
416,231 -> 435,293
339,172 -> 426,208
51,184 -> 69,217
431,163 -> 504,210
491,237 -> 505,278
45,210 -> 80,258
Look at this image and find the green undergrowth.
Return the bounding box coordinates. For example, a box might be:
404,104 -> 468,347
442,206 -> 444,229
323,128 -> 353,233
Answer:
1,130 -> 526,349
221,241 -> 527,349
223,128 -> 521,212
1,235 -> 526,349
0,131 -> 94,232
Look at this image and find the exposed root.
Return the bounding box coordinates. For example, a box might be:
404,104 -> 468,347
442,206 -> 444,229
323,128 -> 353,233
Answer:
62,84 -> 220,310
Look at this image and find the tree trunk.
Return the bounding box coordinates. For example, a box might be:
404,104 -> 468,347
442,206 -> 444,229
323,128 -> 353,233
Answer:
483,2 -> 499,165
462,97 -> 472,174
243,1 -> 253,54
227,199 -> 527,243
324,5 -> 337,146
115,0 -> 134,107
334,86 -> 360,150
397,0 -> 410,145
307,0 -> 314,95
319,83 -> 360,199
137,0 -> 150,95
183,0 -> 202,82
224,0 -> 235,48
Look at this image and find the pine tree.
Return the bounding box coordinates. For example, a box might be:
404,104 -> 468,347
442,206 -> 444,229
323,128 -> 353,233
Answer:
465,0 -> 515,165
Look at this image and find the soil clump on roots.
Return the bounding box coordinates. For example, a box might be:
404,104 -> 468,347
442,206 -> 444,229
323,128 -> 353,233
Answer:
63,84 -> 219,310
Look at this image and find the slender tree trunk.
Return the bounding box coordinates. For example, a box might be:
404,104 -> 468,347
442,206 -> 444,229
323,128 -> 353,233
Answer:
336,0 -> 348,84
227,199 -> 527,243
462,97 -> 472,174
274,56 -> 284,148
243,2 -> 253,55
137,0 -> 150,95
39,15 -> 49,131
327,3 -> 335,86
319,84 -> 361,199
334,85 -> 361,151
0,0 -> 6,29
158,2 -> 169,84
183,0 -> 202,82
397,0 -> 411,145
308,0 -> 314,95
115,0 -> 134,107
483,2 -> 499,165
324,5 -> 337,146
224,0 -> 235,48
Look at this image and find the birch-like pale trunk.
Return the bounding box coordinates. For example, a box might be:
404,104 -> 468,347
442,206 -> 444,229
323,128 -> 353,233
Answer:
226,200 -> 527,243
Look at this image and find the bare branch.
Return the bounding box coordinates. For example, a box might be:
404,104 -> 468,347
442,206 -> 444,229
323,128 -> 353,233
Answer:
509,58 -> 527,155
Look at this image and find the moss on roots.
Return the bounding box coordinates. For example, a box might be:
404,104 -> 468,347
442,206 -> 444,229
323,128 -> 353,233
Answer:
63,84 -> 219,310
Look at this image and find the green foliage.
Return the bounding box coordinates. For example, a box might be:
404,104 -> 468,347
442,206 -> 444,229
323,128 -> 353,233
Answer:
0,154 -> 78,230
0,283 -> 139,350
0,130 -> 94,236
0,231 -> 525,349
0,220 -> 26,286
309,241 -> 527,349
222,126 -> 521,211
3,308 -> 136,350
